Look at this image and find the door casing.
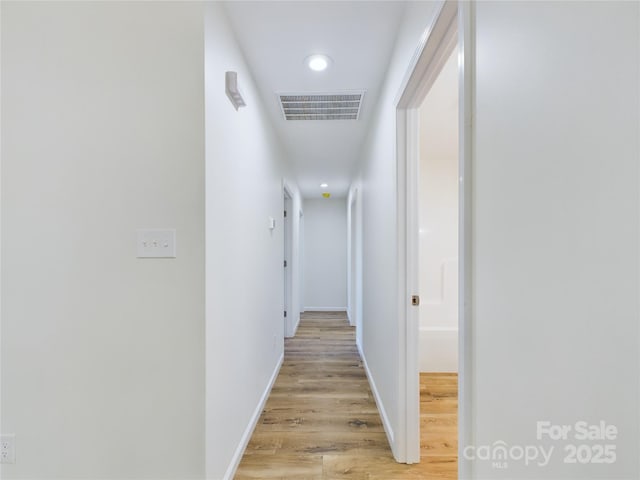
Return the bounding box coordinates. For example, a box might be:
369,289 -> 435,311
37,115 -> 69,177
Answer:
394,2 -> 474,477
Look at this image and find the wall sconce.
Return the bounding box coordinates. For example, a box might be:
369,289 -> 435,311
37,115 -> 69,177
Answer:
225,71 -> 246,111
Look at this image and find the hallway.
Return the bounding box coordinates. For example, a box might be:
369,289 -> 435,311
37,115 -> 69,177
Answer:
2,3 -> 637,479
235,312 -> 457,479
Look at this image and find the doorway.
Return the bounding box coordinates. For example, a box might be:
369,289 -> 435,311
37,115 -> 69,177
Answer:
395,1 -> 472,476
417,44 -> 459,470
283,187 -> 293,336
348,187 -> 363,348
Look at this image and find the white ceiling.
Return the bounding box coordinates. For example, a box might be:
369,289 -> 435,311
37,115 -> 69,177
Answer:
222,1 -> 408,198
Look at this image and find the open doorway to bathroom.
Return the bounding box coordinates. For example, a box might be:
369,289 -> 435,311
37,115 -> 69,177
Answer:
395,1 -> 471,476
417,44 -> 459,473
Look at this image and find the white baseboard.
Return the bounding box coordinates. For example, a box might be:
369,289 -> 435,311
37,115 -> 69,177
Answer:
223,352 -> 284,480
346,309 -> 354,326
303,307 -> 347,312
285,312 -> 296,338
357,343 -> 396,451
291,314 -> 301,337
286,313 -> 301,338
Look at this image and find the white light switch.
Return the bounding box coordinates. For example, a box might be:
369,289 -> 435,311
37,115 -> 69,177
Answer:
137,229 -> 176,258
1,434 -> 15,464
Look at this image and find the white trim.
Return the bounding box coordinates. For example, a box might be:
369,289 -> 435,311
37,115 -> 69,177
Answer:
347,191 -> 355,327
394,2 -> 441,108
302,307 -> 347,312
282,181 -> 294,338
395,1 -> 456,109
291,315 -> 301,338
282,179 -> 303,339
223,352 -> 284,480
458,2 -> 475,477
406,106 -> 421,464
347,185 -> 364,349
358,343 -> 395,449
395,0 -> 471,471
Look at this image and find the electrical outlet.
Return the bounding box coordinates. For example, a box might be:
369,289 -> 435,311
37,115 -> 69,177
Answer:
1,434 -> 15,464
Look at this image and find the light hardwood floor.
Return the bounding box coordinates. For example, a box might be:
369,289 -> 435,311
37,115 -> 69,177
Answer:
234,311 -> 457,479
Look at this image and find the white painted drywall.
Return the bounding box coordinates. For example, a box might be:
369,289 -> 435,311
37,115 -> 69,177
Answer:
471,2 -> 639,478
355,0 -> 440,457
418,47 -> 458,373
1,2 -> 205,478
205,3 -> 300,478
303,198 -> 348,311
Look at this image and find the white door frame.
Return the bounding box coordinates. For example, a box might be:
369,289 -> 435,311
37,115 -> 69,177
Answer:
347,187 -> 363,347
298,207 -> 304,317
283,185 -> 294,337
395,1 -> 474,475
347,188 -> 357,326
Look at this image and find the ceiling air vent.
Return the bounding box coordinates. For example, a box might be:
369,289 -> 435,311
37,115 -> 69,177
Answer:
278,92 -> 365,121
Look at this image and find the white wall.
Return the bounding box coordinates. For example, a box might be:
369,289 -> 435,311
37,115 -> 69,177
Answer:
470,2 -> 639,478
357,1 -> 639,474
355,0 -> 440,458
303,197 -> 347,311
418,47 -> 458,373
1,2 -> 205,478
204,3 -> 300,479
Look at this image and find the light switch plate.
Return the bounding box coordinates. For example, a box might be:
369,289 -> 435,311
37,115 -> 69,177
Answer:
1,434 -> 15,464
137,229 -> 176,258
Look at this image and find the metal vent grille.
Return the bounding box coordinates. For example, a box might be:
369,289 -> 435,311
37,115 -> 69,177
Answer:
279,92 -> 365,121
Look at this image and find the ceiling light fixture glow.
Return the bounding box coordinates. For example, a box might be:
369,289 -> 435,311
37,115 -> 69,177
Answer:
306,54 -> 331,72
320,183 -> 328,188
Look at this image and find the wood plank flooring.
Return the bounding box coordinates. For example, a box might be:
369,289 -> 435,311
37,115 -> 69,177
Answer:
235,311 -> 457,479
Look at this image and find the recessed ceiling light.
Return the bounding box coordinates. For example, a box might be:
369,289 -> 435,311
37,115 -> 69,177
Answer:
320,183 -> 328,188
306,54 -> 331,72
